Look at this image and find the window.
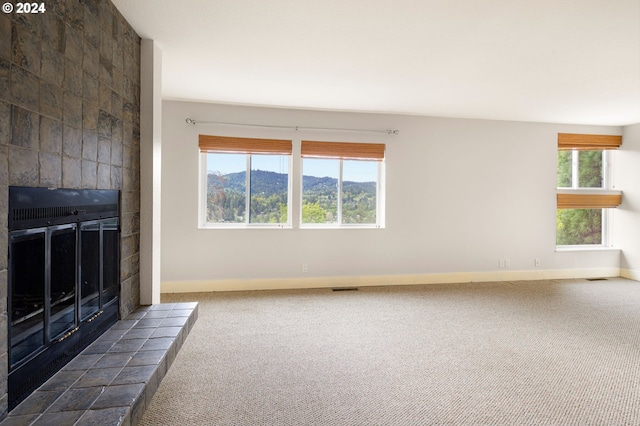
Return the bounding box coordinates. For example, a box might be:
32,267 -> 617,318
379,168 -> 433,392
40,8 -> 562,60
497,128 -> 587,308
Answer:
200,135 -> 292,227
557,150 -> 604,189
556,133 -> 622,246
301,141 -> 385,227
556,208 -> 603,245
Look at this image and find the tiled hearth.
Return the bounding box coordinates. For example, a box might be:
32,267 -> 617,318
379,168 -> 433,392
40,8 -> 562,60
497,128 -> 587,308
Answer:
1,302 -> 197,426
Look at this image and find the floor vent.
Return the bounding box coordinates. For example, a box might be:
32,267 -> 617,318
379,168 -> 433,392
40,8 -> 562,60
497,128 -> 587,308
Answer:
332,287 -> 359,292
586,278 -> 608,281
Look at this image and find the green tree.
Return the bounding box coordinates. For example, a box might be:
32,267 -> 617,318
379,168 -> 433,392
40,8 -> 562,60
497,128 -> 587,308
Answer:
302,202 -> 327,223
557,209 -> 602,245
578,150 -> 602,187
279,204 -> 288,223
207,173 -> 228,222
557,151 -> 572,187
342,182 -> 376,223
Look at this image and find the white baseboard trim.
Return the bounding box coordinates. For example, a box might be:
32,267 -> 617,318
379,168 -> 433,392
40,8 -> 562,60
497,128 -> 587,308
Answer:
621,268 -> 640,281
162,267 -> 622,293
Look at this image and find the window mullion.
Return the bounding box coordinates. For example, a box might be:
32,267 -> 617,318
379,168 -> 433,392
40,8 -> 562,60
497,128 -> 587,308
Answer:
602,150 -> 609,189
377,161 -> 382,227
572,149 -> 579,189
602,208 -> 608,246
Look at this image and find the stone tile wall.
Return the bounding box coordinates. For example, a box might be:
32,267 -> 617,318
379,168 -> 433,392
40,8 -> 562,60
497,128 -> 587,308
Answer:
0,0 -> 141,419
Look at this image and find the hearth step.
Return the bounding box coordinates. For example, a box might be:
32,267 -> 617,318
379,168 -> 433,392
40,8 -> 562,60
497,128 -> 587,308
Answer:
0,302 -> 198,426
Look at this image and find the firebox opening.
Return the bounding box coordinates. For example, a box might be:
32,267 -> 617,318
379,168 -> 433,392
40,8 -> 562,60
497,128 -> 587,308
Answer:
7,187 -> 121,410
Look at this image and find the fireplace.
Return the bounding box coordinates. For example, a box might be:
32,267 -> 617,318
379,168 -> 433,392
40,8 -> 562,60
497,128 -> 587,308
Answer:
8,187 -> 121,410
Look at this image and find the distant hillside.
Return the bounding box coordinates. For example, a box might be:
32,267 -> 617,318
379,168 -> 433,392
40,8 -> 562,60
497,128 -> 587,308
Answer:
208,170 -> 375,195
206,169 -> 376,224
219,170 -> 289,196
302,175 -> 337,192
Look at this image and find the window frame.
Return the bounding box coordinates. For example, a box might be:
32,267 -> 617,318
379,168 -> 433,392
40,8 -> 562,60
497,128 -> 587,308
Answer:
198,136 -> 386,230
300,157 -> 385,229
199,151 -> 293,229
556,147 -> 618,248
557,149 -> 609,190
556,207 -> 608,248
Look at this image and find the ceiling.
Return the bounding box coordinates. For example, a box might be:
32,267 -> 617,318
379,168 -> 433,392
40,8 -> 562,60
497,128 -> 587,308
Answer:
112,0 -> 640,126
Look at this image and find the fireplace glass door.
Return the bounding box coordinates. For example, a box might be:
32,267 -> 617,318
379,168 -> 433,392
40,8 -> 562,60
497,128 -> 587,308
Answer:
9,229 -> 46,368
49,225 -> 77,340
9,224 -> 77,368
80,222 -> 100,320
80,218 -> 120,321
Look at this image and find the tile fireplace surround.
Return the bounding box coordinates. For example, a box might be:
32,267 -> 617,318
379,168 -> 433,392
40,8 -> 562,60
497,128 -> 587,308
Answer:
0,0 -> 143,418
1,302 -> 198,425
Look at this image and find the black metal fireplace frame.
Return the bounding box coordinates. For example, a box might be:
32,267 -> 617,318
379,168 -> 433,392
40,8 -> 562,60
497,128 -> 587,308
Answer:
7,187 -> 121,410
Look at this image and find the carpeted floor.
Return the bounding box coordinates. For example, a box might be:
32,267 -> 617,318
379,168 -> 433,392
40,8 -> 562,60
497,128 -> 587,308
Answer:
139,278 -> 640,425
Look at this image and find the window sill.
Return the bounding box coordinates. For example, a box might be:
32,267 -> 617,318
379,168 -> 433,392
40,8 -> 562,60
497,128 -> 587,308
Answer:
555,245 -> 620,252
199,223 -> 385,230
300,225 -> 384,230
200,224 -> 292,229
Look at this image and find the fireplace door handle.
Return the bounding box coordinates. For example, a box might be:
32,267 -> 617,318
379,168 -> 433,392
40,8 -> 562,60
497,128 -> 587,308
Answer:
56,326 -> 79,343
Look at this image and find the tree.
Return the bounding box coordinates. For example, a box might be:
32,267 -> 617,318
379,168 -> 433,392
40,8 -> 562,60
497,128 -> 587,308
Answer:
557,209 -> 602,245
578,150 -> 602,187
207,172 -> 227,222
557,151 -> 572,187
302,202 -> 327,223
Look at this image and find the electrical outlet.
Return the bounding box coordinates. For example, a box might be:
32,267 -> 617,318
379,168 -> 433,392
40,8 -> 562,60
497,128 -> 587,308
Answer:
302,263 -> 308,273
534,258 -> 541,268
505,259 -> 511,268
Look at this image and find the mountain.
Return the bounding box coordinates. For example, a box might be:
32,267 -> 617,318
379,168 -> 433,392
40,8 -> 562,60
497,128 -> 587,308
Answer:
209,170 -> 288,196
302,175 -> 337,192
206,170 -> 377,224
208,170 -> 375,196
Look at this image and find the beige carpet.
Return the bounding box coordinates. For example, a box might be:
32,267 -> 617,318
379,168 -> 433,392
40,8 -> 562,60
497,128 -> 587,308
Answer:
139,278 -> 640,425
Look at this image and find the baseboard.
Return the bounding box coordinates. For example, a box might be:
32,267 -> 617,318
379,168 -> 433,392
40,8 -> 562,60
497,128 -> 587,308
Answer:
161,267 -> 622,293
621,268 -> 640,281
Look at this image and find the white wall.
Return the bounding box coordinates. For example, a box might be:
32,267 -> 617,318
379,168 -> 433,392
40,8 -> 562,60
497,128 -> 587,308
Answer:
140,40 -> 162,304
161,101 -> 622,292
614,123 -> 640,279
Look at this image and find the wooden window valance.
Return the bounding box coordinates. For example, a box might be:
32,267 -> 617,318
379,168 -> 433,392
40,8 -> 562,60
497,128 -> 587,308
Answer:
199,135 -> 292,154
301,141 -> 385,160
558,133 -> 622,151
557,193 -> 622,209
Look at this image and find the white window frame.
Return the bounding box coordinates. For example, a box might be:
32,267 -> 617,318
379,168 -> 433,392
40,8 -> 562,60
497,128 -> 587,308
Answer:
557,150 -> 610,190
199,152 -> 292,229
556,149 -> 612,248
300,158 -> 385,229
